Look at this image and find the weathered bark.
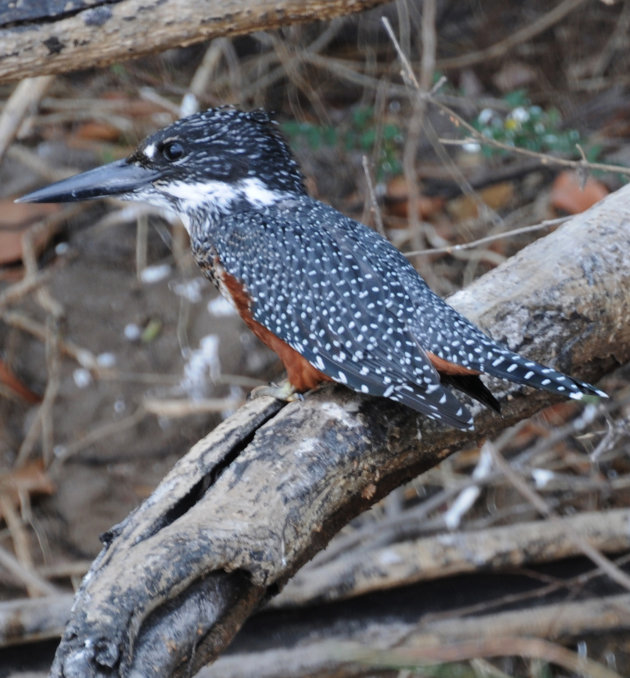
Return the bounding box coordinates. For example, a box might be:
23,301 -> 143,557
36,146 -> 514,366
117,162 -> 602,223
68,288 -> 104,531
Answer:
5,510 -> 629,650
50,184 -> 630,677
0,0 -> 389,84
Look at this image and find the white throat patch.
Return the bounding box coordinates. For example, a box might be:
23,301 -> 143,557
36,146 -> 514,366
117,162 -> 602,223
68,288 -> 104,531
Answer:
164,177 -> 283,216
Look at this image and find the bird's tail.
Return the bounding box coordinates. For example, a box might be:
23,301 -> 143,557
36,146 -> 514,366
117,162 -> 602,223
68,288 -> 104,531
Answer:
480,346 -> 606,401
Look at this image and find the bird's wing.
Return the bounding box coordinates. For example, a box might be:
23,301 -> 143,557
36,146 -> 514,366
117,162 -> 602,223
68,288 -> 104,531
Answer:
395,261 -> 606,400
215,199 -> 474,428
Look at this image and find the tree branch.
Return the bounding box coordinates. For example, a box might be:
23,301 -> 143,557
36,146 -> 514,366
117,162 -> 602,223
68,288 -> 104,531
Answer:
50,185 -> 630,677
0,0 -> 389,84
275,508 -> 630,606
199,593 -> 630,678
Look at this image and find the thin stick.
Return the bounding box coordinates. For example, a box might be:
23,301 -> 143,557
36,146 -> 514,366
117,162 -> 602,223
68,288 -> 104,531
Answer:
361,155 -> 385,236
357,635 -> 624,678
50,406 -> 148,469
404,216 -> 569,257
0,75 -> 55,161
488,438 -> 630,592
0,540 -> 57,597
142,397 -> 243,417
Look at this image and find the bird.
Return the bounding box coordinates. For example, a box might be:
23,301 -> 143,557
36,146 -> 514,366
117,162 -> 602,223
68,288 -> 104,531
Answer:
17,107 -> 607,430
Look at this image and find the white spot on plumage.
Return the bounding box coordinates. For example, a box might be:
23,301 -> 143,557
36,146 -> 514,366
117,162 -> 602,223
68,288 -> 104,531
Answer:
143,143 -> 157,160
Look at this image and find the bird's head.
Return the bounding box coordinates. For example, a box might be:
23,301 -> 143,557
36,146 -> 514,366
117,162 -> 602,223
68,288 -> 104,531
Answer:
17,108 -> 307,226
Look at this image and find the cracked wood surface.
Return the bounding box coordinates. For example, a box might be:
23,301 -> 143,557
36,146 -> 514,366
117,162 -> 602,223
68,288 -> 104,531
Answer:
50,185 -> 630,676
0,0 -> 389,84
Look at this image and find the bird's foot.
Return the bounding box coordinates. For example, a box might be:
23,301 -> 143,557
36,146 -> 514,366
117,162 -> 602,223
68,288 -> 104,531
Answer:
249,380 -> 304,403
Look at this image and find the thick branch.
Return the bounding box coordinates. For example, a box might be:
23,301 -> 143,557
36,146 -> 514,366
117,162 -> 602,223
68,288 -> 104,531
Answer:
0,0 -> 389,84
50,185 -> 630,677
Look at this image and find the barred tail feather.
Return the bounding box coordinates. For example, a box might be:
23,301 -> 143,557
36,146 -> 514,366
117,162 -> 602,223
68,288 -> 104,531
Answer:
483,348 -> 607,401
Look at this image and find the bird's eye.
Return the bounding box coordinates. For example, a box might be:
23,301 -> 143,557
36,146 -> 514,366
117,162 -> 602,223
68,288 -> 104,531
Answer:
161,140 -> 185,162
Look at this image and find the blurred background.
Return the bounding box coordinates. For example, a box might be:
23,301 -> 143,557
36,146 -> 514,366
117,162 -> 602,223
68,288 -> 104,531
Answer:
1,1 -> 630,676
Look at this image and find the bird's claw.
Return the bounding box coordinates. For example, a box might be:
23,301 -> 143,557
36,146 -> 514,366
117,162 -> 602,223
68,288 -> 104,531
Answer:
249,380 -> 302,403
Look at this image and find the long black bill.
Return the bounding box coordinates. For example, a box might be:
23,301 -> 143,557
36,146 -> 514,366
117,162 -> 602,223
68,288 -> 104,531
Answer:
16,158 -> 163,204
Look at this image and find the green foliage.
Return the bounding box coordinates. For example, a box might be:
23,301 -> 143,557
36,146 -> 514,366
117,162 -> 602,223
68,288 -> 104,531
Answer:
109,63 -> 128,79
532,661 -> 554,678
471,90 -> 583,158
280,107 -> 403,180
141,318 -> 162,343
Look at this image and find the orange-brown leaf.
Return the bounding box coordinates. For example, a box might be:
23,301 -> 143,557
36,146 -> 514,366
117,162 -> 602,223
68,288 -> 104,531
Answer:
0,201 -> 60,265
74,121 -> 121,142
448,182 -> 515,221
385,176 -> 445,219
0,359 -> 41,404
551,171 -> 609,215
0,461 -> 55,515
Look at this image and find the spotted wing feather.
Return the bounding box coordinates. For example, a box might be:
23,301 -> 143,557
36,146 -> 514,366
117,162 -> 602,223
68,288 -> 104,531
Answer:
210,199 -> 475,428
206,196 -> 604,429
